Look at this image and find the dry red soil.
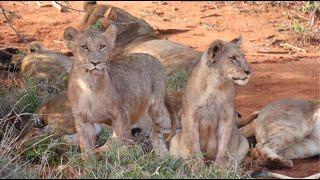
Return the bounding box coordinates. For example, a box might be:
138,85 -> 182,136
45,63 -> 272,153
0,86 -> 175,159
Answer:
0,1 -> 319,178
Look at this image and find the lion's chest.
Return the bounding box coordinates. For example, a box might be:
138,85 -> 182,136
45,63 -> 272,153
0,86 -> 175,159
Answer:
195,96 -> 233,158
73,78 -> 112,122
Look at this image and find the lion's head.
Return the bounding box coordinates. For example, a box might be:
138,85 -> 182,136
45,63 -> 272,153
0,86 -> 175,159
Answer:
63,24 -> 117,74
203,37 -> 252,85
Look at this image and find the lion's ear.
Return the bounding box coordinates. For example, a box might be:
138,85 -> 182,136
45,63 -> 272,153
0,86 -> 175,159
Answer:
63,27 -> 79,50
230,36 -> 242,46
103,23 -> 117,49
29,42 -> 44,53
206,39 -> 225,67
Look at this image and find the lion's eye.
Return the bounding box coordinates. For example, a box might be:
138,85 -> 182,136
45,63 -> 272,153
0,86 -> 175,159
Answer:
230,55 -> 237,62
230,56 -> 241,66
100,44 -> 106,50
81,45 -> 89,51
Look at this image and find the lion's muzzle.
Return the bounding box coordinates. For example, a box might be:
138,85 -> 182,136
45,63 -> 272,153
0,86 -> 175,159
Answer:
82,62 -> 106,72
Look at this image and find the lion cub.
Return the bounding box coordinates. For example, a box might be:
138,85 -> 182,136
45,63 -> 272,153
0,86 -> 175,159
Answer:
64,24 -> 169,157
169,37 -> 252,168
240,99 -> 320,168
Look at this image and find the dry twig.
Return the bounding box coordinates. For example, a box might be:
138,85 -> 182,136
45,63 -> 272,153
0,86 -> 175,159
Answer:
0,5 -> 28,43
280,43 -> 306,52
53,1 -> 145,26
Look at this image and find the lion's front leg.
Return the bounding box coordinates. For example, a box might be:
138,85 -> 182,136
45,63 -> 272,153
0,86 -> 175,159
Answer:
95,107 -> 131,154
215,111 -> 234,166
185,127 -> 205,172
111,108 -> 131,142
181,109 -> 205,171
74,113 -> 96,158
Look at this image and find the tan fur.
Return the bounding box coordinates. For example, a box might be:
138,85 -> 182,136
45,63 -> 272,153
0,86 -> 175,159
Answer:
169,37 -> 252,169
78,3 -> 155,51
64,25 -> 170,157
76,3 -> 202,140
24,91 -> 175,143
19,91 -> 103,147
240,99 -> 320,168
27,3 -> 198,143
78,3 -> 201,75
36,91 -> 76,136
20,42 -> 73,82
236,110 -> 260,128
127,40 -> 202,75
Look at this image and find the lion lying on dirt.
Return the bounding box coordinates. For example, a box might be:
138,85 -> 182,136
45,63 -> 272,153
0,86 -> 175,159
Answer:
20,2 -> 200,84
21,91 -> 153,148
169,37 -> 252,169
79,2 -> 202,75
23,91 -> 175,145
240,99 -> 320,169
64,24 -> 173,157
20,42 -> 73,82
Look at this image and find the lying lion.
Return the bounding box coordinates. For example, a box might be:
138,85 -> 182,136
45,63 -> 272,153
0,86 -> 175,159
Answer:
20,42 -> 73,82
23,91 -> 176,145
240,98 -> 320,169
79,2 -> 202,75
169,37 -> 252,169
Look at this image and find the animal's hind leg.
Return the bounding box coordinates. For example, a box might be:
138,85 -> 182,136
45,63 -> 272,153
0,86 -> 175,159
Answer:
281,137 -> 320,159
251,135 -> 294,168
148,99 -> 169,157
234,135 -> 249,164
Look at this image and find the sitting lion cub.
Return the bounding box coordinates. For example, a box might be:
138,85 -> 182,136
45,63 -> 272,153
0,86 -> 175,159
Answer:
169,37 -> 252,168
64,24 -> 170,157
240,99 -> 320,169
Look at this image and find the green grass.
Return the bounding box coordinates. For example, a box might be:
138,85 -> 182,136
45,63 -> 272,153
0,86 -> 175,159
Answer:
0,74 -> 66,119
92,19 -> 104,31
166,70 -> 188,92
14,126 -> 251,179
21,133 -> 77,166
293,21 -> 305,33
301,1 -> 320,14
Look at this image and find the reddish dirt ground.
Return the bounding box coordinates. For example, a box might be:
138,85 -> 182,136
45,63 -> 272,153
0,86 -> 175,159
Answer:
0,1 -> 319,178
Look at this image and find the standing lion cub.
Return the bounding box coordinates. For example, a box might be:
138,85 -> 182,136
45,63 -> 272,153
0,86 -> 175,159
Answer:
169,37 -> 252,169
64,24 -> 170,157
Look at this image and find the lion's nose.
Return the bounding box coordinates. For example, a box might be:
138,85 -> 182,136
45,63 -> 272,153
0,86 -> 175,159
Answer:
244,70 -> 251,75
90,62 -> 100,66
